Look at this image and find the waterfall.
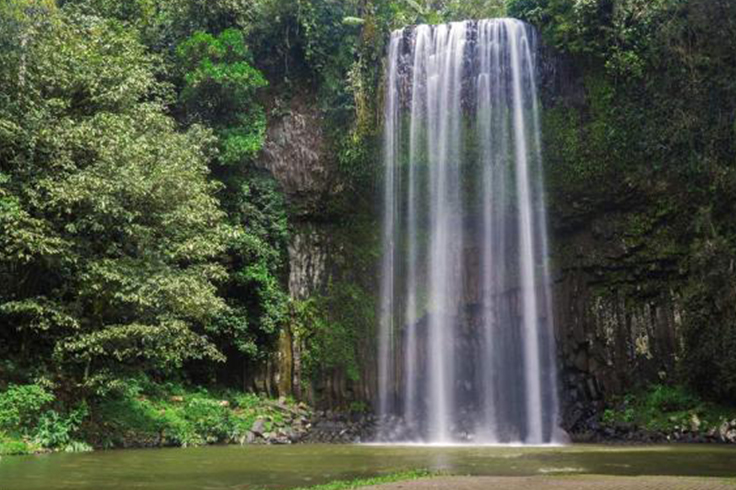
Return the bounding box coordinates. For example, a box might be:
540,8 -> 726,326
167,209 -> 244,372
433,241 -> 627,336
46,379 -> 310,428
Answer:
378,18 -> 561,445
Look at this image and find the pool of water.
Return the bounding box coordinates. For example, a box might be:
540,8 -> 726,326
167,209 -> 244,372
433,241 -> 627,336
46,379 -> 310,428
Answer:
1,444 -> 735,490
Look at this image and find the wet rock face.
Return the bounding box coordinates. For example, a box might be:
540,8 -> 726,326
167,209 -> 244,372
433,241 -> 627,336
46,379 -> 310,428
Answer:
537,44 -> 586,112
257,97 -> 339,215
547,186 -> 688,426
288,223 -> 330,301
550,219 -> 687,435
554,272 -> 683,402
265,219 -> 378,408
535,40 -> 683,402
274,223 -> 331,400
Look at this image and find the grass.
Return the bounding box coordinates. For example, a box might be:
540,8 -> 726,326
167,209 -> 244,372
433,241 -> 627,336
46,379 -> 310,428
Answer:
290,470 -> 435,490
0,432 -> 39,456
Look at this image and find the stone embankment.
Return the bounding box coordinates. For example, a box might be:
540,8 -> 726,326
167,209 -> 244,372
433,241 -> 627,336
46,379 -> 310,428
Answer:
570,414 -> 736,445
244,405 -> 377,445
244,402 -> 736,446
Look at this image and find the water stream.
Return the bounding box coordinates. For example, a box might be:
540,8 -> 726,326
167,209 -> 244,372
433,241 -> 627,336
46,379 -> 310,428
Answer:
378,18 -> 559,444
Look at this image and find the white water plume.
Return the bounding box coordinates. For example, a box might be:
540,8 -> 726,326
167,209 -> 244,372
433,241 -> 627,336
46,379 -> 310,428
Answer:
378,18 -> 561,445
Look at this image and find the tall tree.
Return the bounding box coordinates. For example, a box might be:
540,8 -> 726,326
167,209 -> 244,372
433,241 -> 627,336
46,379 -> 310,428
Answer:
0,2 -> 228,391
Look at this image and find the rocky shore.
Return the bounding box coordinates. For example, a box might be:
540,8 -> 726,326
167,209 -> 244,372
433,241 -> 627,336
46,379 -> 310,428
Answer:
94,397 -> 736,449
570,414 -> 736,445
239,403 -> 378,445
289,410 -> 736,446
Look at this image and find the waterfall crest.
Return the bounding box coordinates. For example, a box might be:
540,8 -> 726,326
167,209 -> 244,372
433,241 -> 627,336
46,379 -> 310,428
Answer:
378,18 -> 561,445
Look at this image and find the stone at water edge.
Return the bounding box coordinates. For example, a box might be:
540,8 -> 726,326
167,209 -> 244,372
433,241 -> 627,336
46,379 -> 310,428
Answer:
690,413 -> 701,433
251,418 -> 267,437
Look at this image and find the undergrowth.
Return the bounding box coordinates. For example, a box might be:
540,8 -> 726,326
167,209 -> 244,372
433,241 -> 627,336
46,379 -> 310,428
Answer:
1,379 -> 304,455
602,384 -> 736,432
83,380 -> 302,449
0,384 -> 91,456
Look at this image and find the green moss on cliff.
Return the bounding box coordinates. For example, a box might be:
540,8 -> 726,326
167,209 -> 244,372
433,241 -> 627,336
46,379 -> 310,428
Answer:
520,0 -> 736,402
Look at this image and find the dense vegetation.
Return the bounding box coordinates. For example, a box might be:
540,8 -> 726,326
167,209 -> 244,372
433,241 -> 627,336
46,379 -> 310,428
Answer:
1,0 -> 735,453
0,0 -> 514,453
509,0 -> 736,403
601,384 -> 734,435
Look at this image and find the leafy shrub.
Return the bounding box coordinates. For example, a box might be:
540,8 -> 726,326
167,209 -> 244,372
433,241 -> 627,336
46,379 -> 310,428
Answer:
33,405 -> 88,449
231,392 -> 262,410
0,4 -> 229,390
89,385 -> 287,448
177,29 -> 268,165
0,384 -> 54,433
349,401 -> 369,414
208,173 -> 290,364
299,281 -> 376,383
600,383 -> 736,432
180,397 -> 233,444
644,385 -> 699,414
0,432 -> 36,456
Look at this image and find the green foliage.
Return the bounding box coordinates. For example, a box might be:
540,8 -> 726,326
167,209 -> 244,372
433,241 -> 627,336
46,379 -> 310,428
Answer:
380,0 -> 506,27
645,384 -> 699,413
0,384 -> 54,432
177,29 -> 268,165
0,433 -> 38,456
61,0 -> 258,61
0,384 -> 92,453
518,0 -> 736,402
0,3 -> 228,389
601,384 -> 735,432
33,405 -> 90,450
298,281 -> 376,383
0,0 -> 296,399
508,0 -> 614,57
174,27 -> 287,369
441,0 -> 505,20
297,0 -> 360,82
208,173 -> 290,361
86,381 -> 301,448
349,401 -> 370,414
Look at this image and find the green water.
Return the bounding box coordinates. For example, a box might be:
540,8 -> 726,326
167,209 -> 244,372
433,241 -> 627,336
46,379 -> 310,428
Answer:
1,444 -> 735,490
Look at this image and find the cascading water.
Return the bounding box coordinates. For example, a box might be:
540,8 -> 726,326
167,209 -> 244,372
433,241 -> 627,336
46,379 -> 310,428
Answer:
378,18 -> 561,445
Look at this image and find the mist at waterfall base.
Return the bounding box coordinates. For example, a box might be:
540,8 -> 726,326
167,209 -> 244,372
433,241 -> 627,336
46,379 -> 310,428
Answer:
378,18 -> 563,445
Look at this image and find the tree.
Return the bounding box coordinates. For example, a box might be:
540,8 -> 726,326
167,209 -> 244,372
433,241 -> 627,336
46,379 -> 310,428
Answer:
177,28 -> 268,166
0,3 -> 228,391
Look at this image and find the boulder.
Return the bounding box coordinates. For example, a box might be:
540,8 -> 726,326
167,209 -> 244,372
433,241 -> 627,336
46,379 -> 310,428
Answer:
689,413 -> 701,433
251,418 -> 267,437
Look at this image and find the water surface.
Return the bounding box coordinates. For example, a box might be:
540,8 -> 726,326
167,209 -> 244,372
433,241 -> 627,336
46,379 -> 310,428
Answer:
1,444 -> 735,489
